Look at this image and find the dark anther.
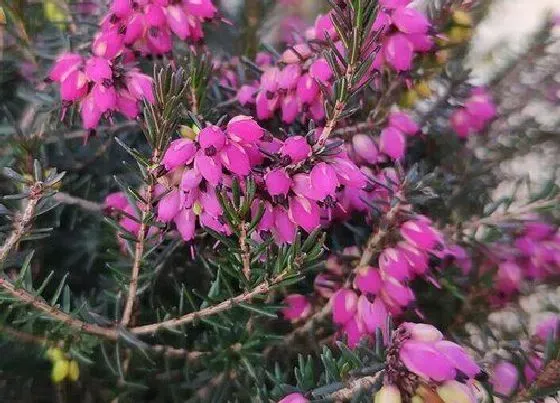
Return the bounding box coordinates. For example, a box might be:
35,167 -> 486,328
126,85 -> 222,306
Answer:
204,146 -> 217,156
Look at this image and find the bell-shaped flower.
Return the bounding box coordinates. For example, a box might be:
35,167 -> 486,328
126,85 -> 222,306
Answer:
220,143 -> 251,175
331,288 -> 358,324
157,189 -> 181,222
434,340 -> 480,379
353,266 -> 382,295
399,340 -> 456,382
282,294 -> 311,321
227,115 -> 264,144
296,73 -> 319,104
84,57 -> 112,83
265,169 -> 291,196
194,154 -> 223,185
288,196 -> 321,233
379,247 -> 410,280
273,206 -> 297,244
278,392 -> 308,403
380,126 -> 406,159
49,53 -> 82,82
490,361 -> 518,396
61,70 -> 88,101
400,219 -> 441,251
162,138 -> 196,171
358,295 -> 388,335
80,94 -> 103,129
385,33 -> 414,71
310,162 -> 339,200
174,209 -> 196,241
309,59 -> 333,83
392,7 -> 430,34
388,111 -> 419,136
280,136 -> 312,163
199,126 -> 226,154
352,134 -> 378,163
278,64 -> 301,90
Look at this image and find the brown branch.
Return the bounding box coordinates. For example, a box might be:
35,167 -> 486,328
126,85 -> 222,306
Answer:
130,272 -> 291,335
326,373 -> 383,401
0,186 -> 41,264
0,325 -> 48,345
149,344 -> 207,360
53,192 -> 103,212
121,152 -> 160,327
0,277 -> 119,340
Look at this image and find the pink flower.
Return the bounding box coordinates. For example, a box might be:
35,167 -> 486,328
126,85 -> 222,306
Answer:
496,261 -> 522,294
126,71 -> 155,103
92,30 -> 124,59
392,7 -> 430,34
162,138 -> 197,171
194,154 -> 222,185
280,136 -> 311,163
388,111 -> 419,136
332,288 -> 358,324
265,169 -> 292,197
220,143 -> 251,175
237,85 -> 257,105
278,392 -> 308,403
379,248 -> 410,280
174,209 -> 196,241
185,0 -> 217,19
450,108 -> 475,138
281,95 -> 300,124
274,206 -> 297,244
309,59 -> 333,83
400,220 -> 441,251
49,53 -> 82,82
384,33 -> 414,71
296,73 -> 319,104
282,294 -> 311,321
199,126 -> 226,154
310,162 -> 339,200
288,196 -> 321,233
278,64 -> 301,90
352,134 -> 379,163
535,315 -> 560,342
60,70 -> 88,101
105,192 -> 128,211
358,295 -> 388,335
490,361 -> 518,396
91,84 -> 117,112
84,57 -> 112,83
379,127 -> 406,159
434,341 -> 480,378
227,115 -> 264,144
80,94 -> 103,129
157,189 -> 181,222
342,316 -> 365,348
399,340 -> 456,382
353,266 -> 382,295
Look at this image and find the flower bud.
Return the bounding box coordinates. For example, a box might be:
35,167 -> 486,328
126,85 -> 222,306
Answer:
279,392 -> 308,403
227,115 -> 264,144
490,361 -> 518,396
436,381 -> 476,403
352,134 -> 379,163
374,385 -> 402,403
331,288 -> 358,324
281,294 -> 311,321
379,127 -> 406,159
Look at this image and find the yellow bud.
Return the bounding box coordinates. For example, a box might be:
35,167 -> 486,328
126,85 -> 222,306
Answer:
68,360 -> 80,381
412,396 -> 424,403
374,385 -> 402,403
51,360 -> 70,383
452,10 -> 473,27
192,125 -> 201,135
436,381 -> 476,403
180,125 -> 198,140
0,7 -> 6,25
399,90 -> 418,108
192,201 -> 203,215
415,80 -> 433,98
448,26 -> 471,44
46,347 -> 65,362
44,1 -> 67,24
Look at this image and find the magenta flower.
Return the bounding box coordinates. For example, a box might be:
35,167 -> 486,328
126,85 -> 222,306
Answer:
357,295 -> 388,335
282,294 -> 311,321
288,196 -> 321,233
309,59 -> 333,83
280,136 -> 312,163
392,7 -> 430,34
220,143 -> 251,175
278,392 -> 308,403
434,341 -> 480,378
162,138 -> 197,171
157,189 -> 181,222
227,115 -> 264,144
352,134 -> 379,163
535,315 -> 560,342
490,361 -> 518,396
265,169 -> 292,197
273,206 -> 297,244
379,127 -> 406,159
310,162 -> 339,200
400,219 -> 441,251
388,111 -> 419,136
342,316 -> 365,348
379,247 -> 410,281
399,340 -> 456,382
331,288 -> 358,324
353,266 -> 382,295
105,192 -> 128,211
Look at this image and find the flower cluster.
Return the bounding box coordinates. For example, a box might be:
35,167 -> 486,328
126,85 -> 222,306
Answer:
155,115 -> 390,245
98,0 -> 217,58
380,322 -> 481,402
237,14 -> 336,123
49,0 -> 217,130
324,217 -> 467,348
373,0 -> 434,72
483,221 -> 560,304
49,53 -> 153,130
450,87 -> 496,138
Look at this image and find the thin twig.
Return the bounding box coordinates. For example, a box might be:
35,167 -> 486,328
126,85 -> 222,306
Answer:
130,272 -> 291,335
0,277 -> 119,340
0,187 -> 41,264
325,373 -> 383,401
53,192 -> 103,212
0,325 -> 48,345
121,152 -> 160,327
